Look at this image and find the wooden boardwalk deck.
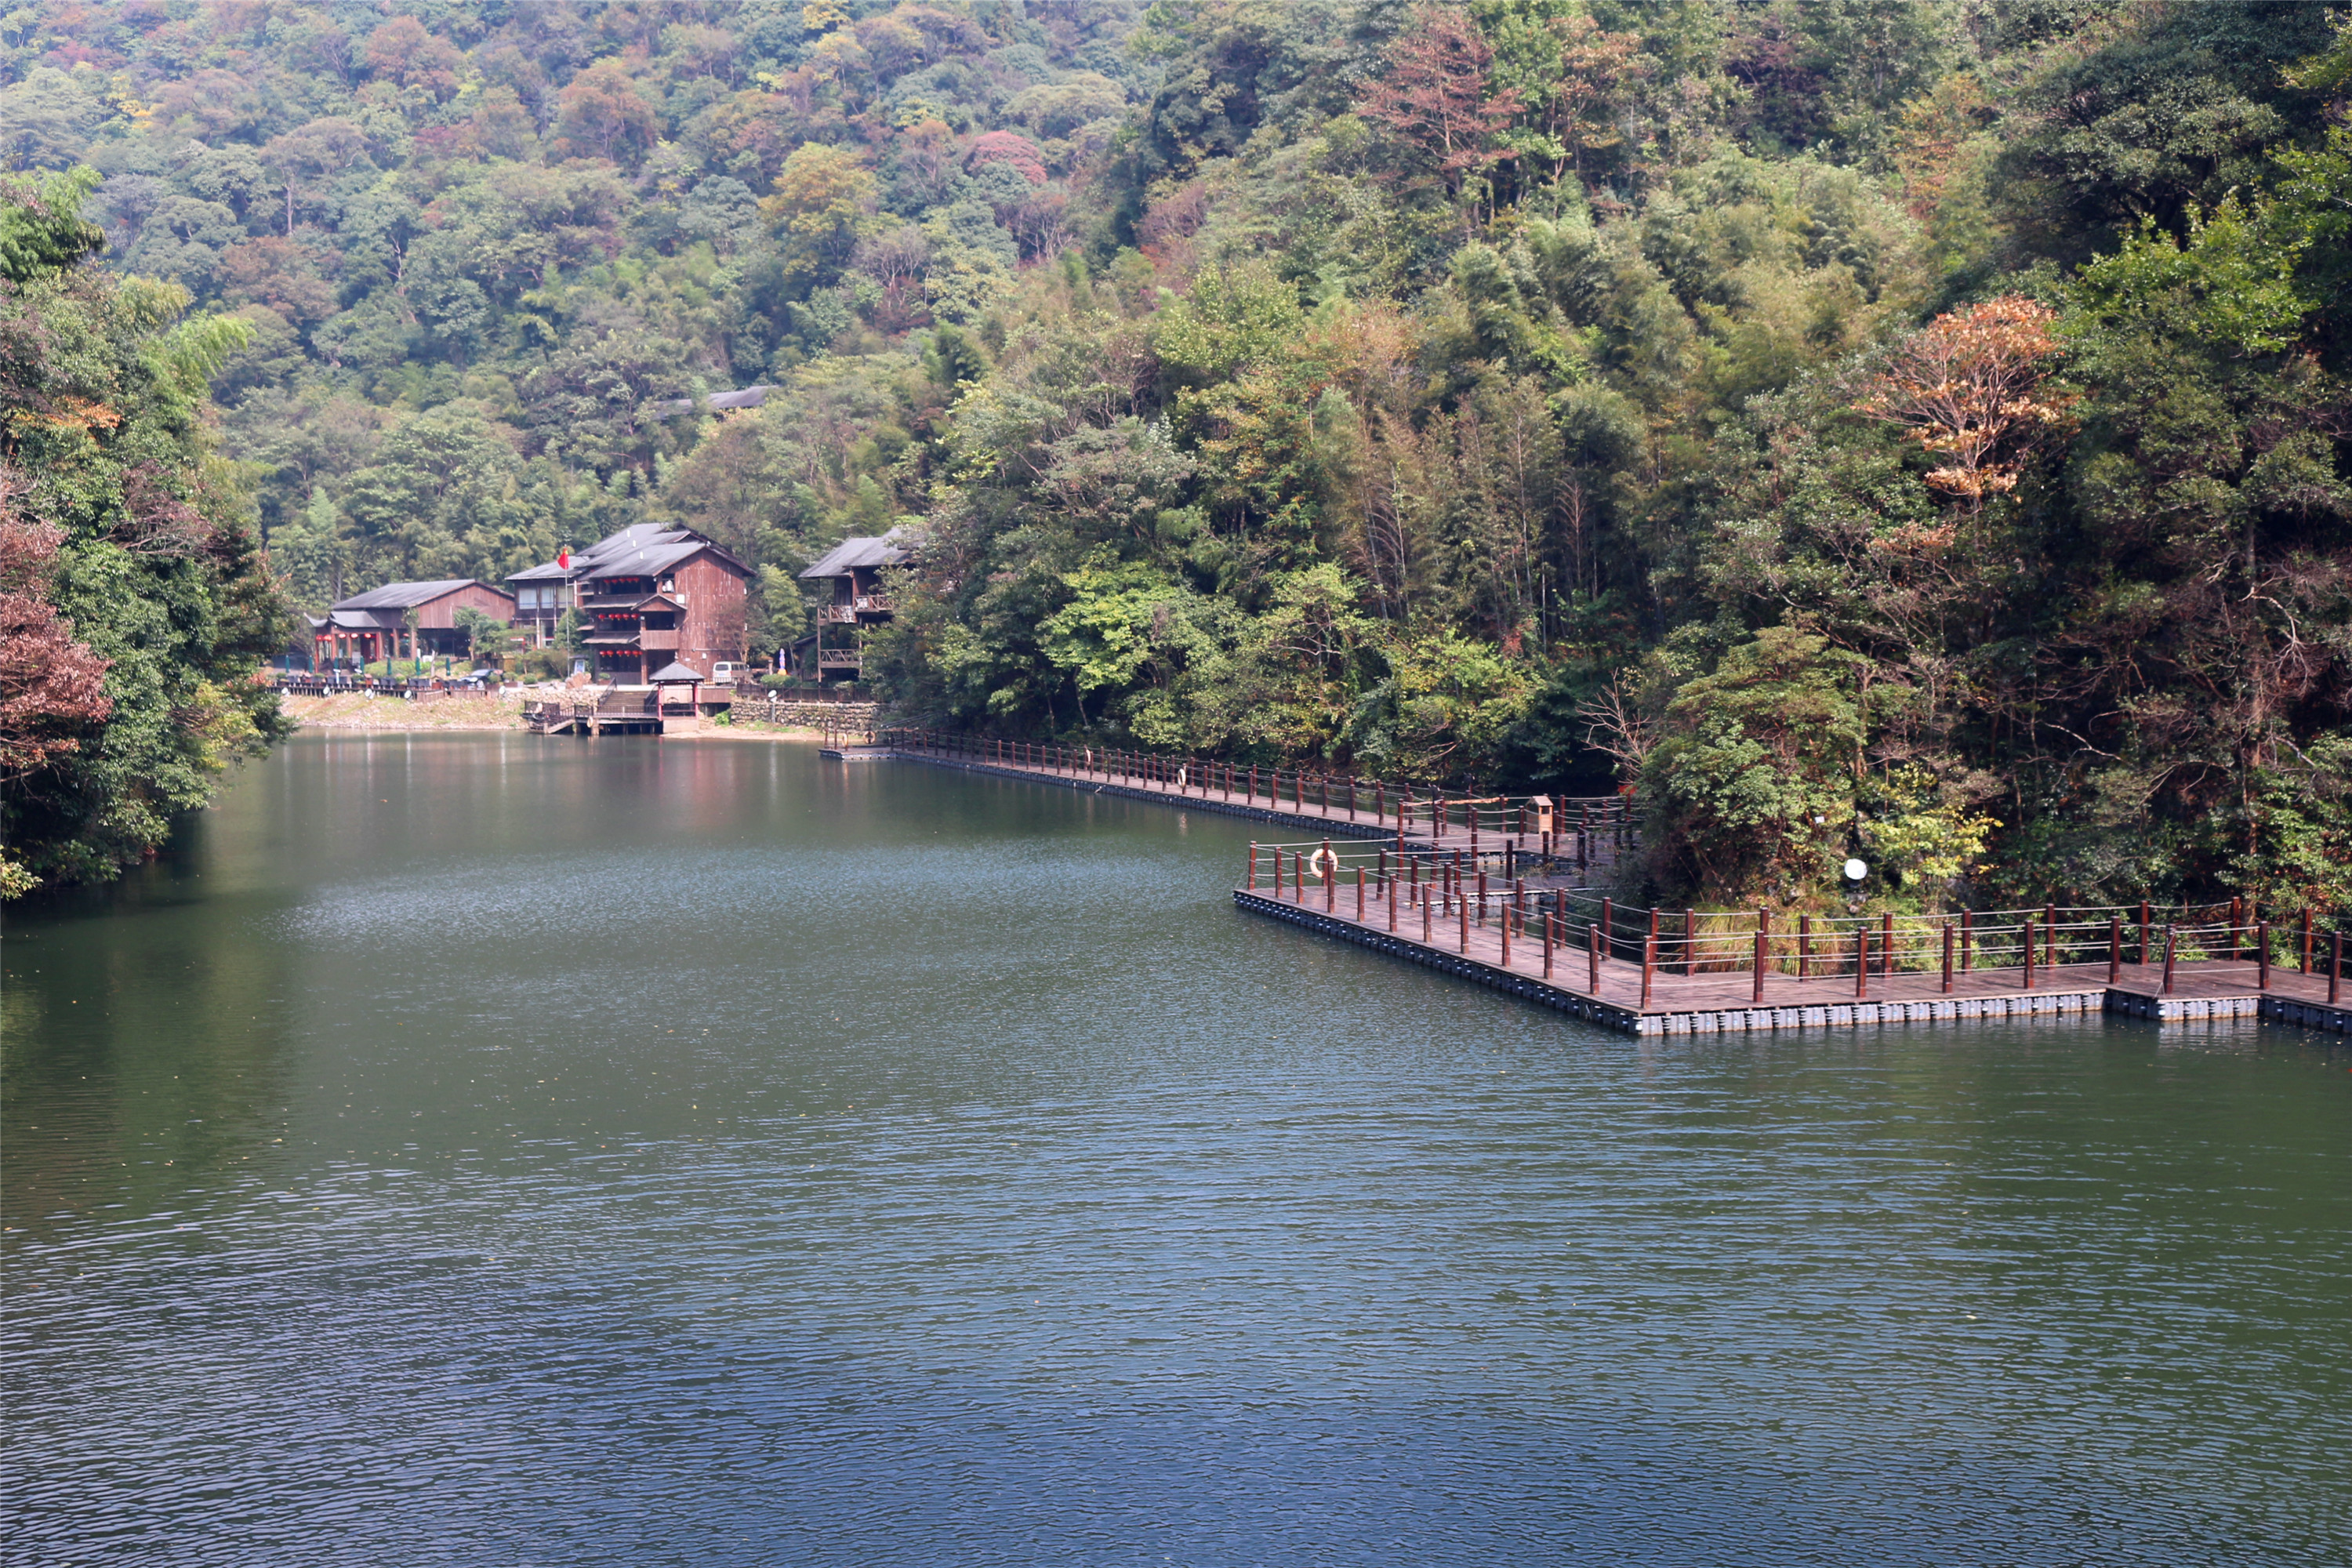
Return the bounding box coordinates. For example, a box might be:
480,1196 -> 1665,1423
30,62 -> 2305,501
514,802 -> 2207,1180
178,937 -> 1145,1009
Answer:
884,737 -> 1638,876
866,732 -> 2349,1040
1235,880 -> 2352,1036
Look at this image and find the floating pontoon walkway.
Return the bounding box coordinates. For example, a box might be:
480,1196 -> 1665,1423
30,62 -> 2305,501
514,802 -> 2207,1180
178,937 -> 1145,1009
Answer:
855,729 -> 2350,1040
1236,849 -> 2351,1038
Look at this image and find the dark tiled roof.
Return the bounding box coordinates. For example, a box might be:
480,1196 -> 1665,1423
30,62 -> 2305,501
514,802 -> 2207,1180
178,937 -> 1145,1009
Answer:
332,579 -> 506,610
655,386 -> 771,416
648,661 -> 705,681
508,524 -> 751,586
800,527 -> 913,579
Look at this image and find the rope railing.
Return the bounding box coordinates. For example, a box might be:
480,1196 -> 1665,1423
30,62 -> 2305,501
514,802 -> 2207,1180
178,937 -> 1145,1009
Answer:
1237,839 -> 2350,1008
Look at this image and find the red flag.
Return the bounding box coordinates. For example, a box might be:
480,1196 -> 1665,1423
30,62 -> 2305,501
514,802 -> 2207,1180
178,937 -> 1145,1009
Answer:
558,546 -> 571,571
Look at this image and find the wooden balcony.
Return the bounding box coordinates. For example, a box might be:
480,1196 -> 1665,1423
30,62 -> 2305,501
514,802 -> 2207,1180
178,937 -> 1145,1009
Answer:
822,595 -> 892,623
818,649 -> 863,670
638,628 -> 680,652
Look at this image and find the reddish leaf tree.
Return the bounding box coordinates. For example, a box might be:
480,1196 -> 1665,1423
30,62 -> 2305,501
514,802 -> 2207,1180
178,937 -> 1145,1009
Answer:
1357,5 -> 1522,230
0,503 -> 112,782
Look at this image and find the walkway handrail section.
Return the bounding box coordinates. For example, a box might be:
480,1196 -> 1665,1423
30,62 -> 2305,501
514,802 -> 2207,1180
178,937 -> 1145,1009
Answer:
1240,840 -> 2349,1003
882,727 -> 1635,846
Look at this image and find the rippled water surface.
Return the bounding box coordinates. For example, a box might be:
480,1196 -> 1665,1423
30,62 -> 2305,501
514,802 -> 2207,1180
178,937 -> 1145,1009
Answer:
5,732 -> 2350,1566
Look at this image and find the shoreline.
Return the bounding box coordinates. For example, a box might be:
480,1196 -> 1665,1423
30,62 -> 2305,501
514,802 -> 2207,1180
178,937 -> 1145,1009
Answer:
278,691 -> 848,739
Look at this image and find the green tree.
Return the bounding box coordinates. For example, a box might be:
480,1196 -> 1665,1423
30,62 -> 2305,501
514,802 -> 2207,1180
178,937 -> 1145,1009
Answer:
1,169 -> 292,895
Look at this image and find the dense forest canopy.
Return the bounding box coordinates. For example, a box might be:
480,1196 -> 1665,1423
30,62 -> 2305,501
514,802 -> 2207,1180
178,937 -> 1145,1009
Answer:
2,0 -> 2348,916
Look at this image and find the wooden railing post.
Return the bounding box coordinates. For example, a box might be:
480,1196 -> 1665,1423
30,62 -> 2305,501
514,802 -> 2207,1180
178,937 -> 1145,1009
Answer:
1501,906 -> 1512,968
2022,919 -> 2034,989
2257,920 -> 2270,991
1641,935 -> 1654,1008
1857,924 -> 1870,999
2332,930 -> 2342,1006
1459,891 -> 1470,955
1942,921 -> 1955,993
2163,926 -> 2177,995
1247,843 -> 1258,891
1798,914 -> 1810,981
1588,922 -> 1600,993
2301,908 -> 2313,972
2230,896 -> 2244,960
1356,866 -> 1365,921
1882,911 -> 1895,977
1324,840 -> 1336,912
1544,910 -> 1555,978
1962,910 -> 1973,973
2140,900 -> 2151,964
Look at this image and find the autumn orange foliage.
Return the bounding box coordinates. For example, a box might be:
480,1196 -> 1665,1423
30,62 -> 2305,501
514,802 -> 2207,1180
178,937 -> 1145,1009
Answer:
1853,296 -> 2071,505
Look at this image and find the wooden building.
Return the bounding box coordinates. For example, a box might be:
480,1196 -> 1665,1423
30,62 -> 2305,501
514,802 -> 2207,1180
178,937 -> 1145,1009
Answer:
797,528 -> 913,680
312,579 -> 515,669
510,525 -> 753,684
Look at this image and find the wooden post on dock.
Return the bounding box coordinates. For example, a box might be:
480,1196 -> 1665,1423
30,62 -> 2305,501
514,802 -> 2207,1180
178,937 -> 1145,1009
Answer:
1588,922 -> 1599,993
2257,920 -> 2270,990
2332,931 -> 2342,1005
1943,921 -> 1955,993
1356,866 -> 1365,920
1501,906 -> 1512,967
1388,866 -> 1398,931
2108,916 -> 2122,983
2022,919 -> 2034,989
1882,911 -> 1894,977
1752,910 -> 1767,1004
1578,807 -> 1589,872
1323,841 -> 1336,912
2230,896 -> 2243,959
1248,843 -> 1258,891
1641,935 -> 1654,1008
2301,908 -> 2313,972
1423,888 -> 1432,943
1459,891 -> 1470,956
1544,911 -> 1555,978
1476,869 -> 1487,927
2163,926 -> 2177,994
1683,909 -> 1696,977
2140,901 -> 2151,964
1799,914 -> 1810,981
1962,910 -> 1973,973
1857,924 -> 1870,999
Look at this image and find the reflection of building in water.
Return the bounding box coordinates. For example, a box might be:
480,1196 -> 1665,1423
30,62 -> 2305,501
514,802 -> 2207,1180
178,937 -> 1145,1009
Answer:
795,527 -> 915,681
507,524 -> 753,684
310,579 -> 516,668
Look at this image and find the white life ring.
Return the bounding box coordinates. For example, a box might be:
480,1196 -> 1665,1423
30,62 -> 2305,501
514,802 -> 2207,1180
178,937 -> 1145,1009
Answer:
1307,846 -> 1339,881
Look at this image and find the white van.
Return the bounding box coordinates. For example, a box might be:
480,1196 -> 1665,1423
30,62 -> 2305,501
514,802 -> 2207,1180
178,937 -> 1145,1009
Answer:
709,662 -> 743,685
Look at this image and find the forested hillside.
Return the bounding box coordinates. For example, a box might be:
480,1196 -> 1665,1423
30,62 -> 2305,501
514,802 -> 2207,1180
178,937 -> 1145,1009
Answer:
4,0 -> 2348,914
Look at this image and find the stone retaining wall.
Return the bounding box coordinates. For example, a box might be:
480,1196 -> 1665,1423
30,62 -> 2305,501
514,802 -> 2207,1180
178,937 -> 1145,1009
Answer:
730,700 -> 880,728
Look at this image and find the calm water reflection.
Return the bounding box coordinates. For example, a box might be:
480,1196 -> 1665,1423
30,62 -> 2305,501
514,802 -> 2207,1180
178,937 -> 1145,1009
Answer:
5,732 -> 2348,1566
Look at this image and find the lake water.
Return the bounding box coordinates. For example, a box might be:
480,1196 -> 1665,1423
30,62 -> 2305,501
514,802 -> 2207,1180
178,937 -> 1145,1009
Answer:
5,732 -> 2349,1566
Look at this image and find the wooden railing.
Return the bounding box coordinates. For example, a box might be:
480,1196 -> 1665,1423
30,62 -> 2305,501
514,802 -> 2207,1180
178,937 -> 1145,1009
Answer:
1240,837 -> 2348,1007
879,727 -> 1636,856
